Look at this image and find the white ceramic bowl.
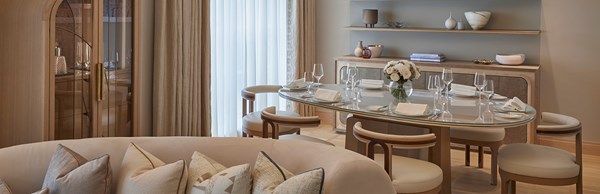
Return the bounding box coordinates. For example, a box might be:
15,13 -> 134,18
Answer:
464,11 -> 491,30
368,45 -> 384,58
496,54 -> 525,65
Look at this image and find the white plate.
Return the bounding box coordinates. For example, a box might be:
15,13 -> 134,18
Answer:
495,112 -> 524,119
366,105 -> 387,112
359,84 -> 383,90
282,85 -> 307,91
451,91 -> 508,100
391,109 -> 434,117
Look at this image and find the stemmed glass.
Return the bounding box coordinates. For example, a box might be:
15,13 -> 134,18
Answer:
482,79 -> 495,123
441,68 -> 454,95
428,75 -> 442,114
75,42 -> 83,68
350,75 -> 362,102
304,72 -> 315,96
474,72 -> 488,122
341,64 -> 350,90
313,64 -> 324,87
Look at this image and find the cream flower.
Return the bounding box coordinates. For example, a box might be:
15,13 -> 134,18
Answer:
390,73 -> 400,81
385,66 -> 395,74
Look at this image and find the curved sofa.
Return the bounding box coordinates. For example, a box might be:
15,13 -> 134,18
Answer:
0,137 -> 395,194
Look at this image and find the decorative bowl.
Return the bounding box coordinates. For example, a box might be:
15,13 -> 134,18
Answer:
496,54 -> 525,65
464,11 -> 491,30
368,45 -> 384,58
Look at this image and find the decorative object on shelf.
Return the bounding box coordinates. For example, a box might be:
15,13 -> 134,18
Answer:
464,11 -> 491,30
368,45 -> 384,58
362,9 -> 378,28
354,41 -> 364,57
472,59 -> 494,65
383,60 -> 421,102
54,43 -> 67,75
496,54 -> 525,65
456,18 -> 465,30
445,12 -> 457,30
410,53 -> 446,62
361,47 -> 372,59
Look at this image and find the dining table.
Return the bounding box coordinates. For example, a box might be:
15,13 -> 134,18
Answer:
278,84 -> 536,193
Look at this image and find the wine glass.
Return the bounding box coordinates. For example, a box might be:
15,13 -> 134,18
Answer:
482,79 -> 495,123
474,72 -> 487,102
312,64 -> 324,87
347,64 -> 358,80
304,72 -> 315,96
75,42 -> 83,68
350,75 -> 362,102
428,75 -> 442,113
441,68 -> 454,95
341,64 -> 350,90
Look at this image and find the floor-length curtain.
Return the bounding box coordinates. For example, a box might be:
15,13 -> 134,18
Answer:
153,0 -> 211,136
290,0 -> 316,116
210,0 -> 288,137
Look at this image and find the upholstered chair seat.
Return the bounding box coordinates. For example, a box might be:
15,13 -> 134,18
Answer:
450,127 -> 505,185
373,154 -> 443,193
450,127 -> 505,142
498,112 -> 583,194
242,110 -> 301,137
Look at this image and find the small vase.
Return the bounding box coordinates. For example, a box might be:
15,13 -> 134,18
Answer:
456,18 -> 465,30
445,12 -> 457,30
388,81 -> 413,102
354,41 -> 364,57
361,47 -> 372,59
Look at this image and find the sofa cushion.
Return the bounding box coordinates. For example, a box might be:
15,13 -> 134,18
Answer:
31,188 -> 48,194
40,144 -> 111,194
0,179 -> 12,194
187,152 -> 251,194
252,151 -> 323,194
116,143 -> 187,194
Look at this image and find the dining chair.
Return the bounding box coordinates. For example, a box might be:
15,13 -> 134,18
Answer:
352,122 -> 442,194
450,127 -> 505,185
241,85 -> 301,138
498,112 -> 582,194
261,106 -> 334,146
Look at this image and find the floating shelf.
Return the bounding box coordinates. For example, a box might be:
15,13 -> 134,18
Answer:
344,26 -> 541,36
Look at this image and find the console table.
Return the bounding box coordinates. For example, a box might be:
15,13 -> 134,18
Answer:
334,56 -> 541,143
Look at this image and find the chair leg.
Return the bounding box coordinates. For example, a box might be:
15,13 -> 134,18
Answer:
490,146 -> 499,185
501,178 -> 510,194
465,145 -> 471,166
296,130 -> 301,135
242,132 -> 247,137
478,146 -> 484,168
510,180 -> 516,194
577,174 -> 583,194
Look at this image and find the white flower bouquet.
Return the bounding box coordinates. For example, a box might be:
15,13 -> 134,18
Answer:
383,60 -> 421,100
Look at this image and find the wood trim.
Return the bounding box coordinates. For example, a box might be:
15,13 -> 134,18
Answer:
538,136 -> 600,156
132,0 -> 141,136
343,26 -> 541,36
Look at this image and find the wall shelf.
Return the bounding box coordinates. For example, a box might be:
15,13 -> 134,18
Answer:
344,26 -> 541,36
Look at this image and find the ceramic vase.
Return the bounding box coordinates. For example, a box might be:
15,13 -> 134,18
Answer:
465,11 -> 491,30
456,18 -> 465,30
445,12 -> 457,30
354,41 -> 364,57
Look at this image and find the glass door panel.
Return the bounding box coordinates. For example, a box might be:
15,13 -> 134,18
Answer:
54,0 -> 94,139
102,0 -> 133,137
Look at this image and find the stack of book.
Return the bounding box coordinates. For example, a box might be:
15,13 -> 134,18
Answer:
410,53 -> 446,62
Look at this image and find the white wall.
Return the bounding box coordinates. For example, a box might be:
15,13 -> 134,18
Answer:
315,0 -> 600,142
540,0 -> 600,142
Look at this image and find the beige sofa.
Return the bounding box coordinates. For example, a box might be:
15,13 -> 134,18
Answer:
0,137 -> 395,194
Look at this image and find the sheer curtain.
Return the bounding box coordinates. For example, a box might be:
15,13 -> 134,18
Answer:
210,0 -> 289,137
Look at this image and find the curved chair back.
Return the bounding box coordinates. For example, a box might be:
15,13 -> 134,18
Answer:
261,106 -> 320,139
353,122 -> 437,175
537,112 -> 582,136
241,85 -> 283,116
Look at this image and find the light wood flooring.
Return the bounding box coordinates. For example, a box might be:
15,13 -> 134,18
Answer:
301,125 -> 600,194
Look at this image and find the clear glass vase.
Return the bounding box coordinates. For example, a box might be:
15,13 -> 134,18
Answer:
388,81 -> 413,102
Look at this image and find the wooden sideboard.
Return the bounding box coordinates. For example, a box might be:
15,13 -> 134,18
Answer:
334,56 -> 540,144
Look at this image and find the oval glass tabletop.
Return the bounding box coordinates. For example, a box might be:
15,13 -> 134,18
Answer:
278,84 -> 536,128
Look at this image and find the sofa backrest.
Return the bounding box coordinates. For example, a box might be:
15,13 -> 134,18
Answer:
0,137 -> 394,194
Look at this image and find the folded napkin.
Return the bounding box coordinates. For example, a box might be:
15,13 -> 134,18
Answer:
395,103 -> 428,116
285,78 -> 307,89
451,83 -> 506,99
315,89 -> 341,102
502,97 -> 528,111
360,79 -> 384,88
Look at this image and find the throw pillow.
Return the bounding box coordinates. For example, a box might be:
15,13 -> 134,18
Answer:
187,152 -> 252,194
252,151 -> 324,194
0,179 -> 12,194
116,143 -> 187,194
32,188 -> 49,194
40,144 -> 111,194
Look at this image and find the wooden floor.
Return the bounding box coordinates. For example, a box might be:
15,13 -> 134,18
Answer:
301,125 -> 600,194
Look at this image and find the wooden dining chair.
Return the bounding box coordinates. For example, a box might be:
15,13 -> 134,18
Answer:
261,106 -> 334,146
498,112 -> 583,194
353,122 -> 442,194
241,85 -> 301,137
450,127 -> 505,185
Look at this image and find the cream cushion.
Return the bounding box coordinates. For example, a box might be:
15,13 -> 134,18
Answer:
0,179 -> 12,194
450,127 -> 505,142
31,188 -> 49,194
116,143 -> 188,194
538,112 -> 581,133
498,143 -> 580,179
374,154 -> 442,193
243,111 -> 300,134
252,151 -> 323,194
187,152 -> 251,194
279,134 -> 334,146
41,144 -> 111,194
